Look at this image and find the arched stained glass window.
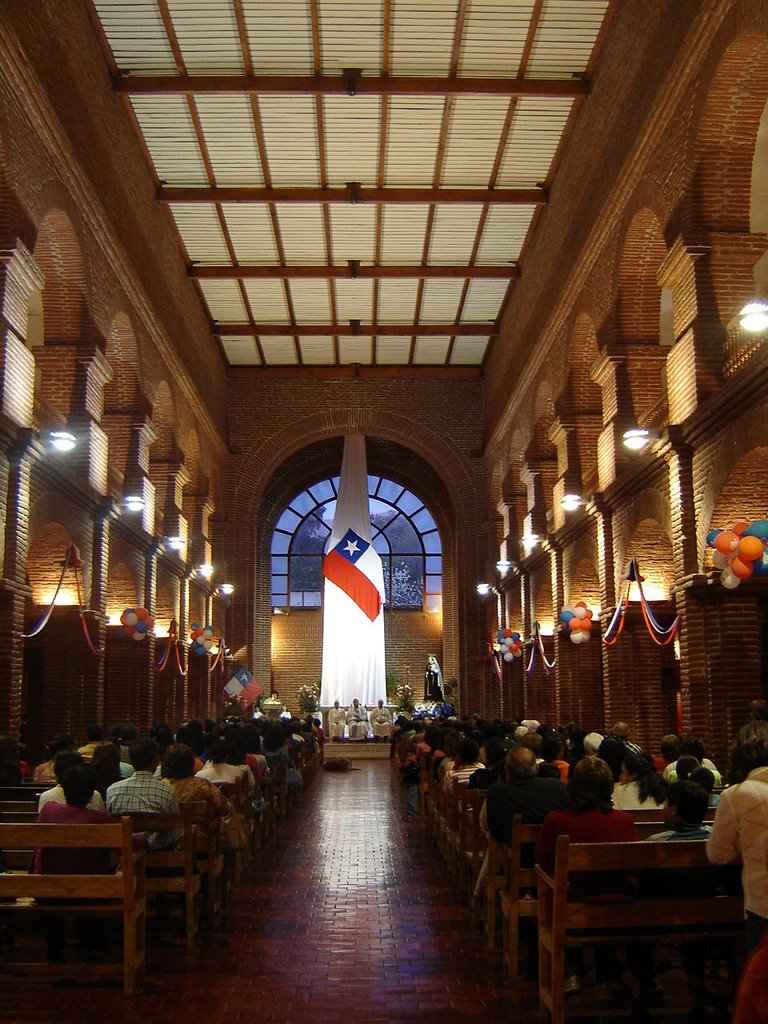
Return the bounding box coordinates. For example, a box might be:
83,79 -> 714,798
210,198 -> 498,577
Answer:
271,476 -> 442,611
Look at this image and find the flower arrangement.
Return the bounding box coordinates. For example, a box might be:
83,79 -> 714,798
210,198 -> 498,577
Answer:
296,680 -> 320,714
393,681 -> 415,713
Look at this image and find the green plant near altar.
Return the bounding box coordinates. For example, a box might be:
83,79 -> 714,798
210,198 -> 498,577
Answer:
385,671 -> 402,702
393,681 -> 415,713
296,680 -> 320,714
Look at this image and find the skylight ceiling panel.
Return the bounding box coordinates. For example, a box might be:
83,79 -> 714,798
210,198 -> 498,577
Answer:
420,280 -> 465,323
167,1 -> 244,73
429,206 -> 484,265
496,98 -> 573,185
450,335 -> 488,364
476,206 -> 536,263
259,97 -> 320,186
462,278 -> 509,319
378,280 -> 420,323
413,337 -> 449,364
376,337 -> 412,364
242,280 -> 290,320
384,98 -> 444,185
221,337 -> 261,365
298,336 -> 335,364
93,2 -> 177,74
243,0 -> 314,74
171,205 -> 230,264
323,97 -> 381,187
528,0 -> 610,77
289,280 -> 332,322
198,280 -> 248,320
380,206 -> 430,264
458,0 -> 530,77
260,337 -> 299,365
339,338 -> 374,365
319,1 -> 384,74
274,204 -> 326,263
390,0 -> 459,76
130,97 -> 208,184
222,205 -> 278,263
196,96 -> 264,186
334,280 -> 375,322
328,206 -> 377,264
442,98 -> 510,185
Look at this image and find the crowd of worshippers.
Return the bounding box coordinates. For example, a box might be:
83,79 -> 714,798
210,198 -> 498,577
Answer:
393,702 -> 768,1017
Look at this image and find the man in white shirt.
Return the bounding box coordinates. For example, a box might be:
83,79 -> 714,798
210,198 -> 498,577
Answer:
328,701 -> 346,741
346,699 -> 369,741
369,699 -> 392,741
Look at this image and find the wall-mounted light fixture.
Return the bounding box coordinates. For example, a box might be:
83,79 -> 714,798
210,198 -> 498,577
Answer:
219,583 -> 234,595
739,301 -> 768,332
198,563 -> 214,579
476,582 -> 492,596
165,536 -> 184,551
622,427 -> 652,451
561,493 -> 582,512
496,559 -> 513,576
522,533 -> 539,555
124,495 -> 145,513
49,430 -> 76,452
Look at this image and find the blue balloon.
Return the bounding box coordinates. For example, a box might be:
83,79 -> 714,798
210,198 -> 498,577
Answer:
743,520 -> 768,540
497,629 -> 504,643
753,554 -> 768,576
118,627 -> 125,638
135,620 -> 148,634
193,643 -> 206,656
706,529 -> 722,547
560,610 -> 575,624
512,632 -> 521,642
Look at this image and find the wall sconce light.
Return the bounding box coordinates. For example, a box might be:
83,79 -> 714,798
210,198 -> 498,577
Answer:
198,563 -> 214,579
476,582 -> 492,596
561,493 -> 582,512
622,427 -> 652,451
49,430 -> 77,452
219,583 -> 234,595
165,536 -> 184,551
522,533 -> 539,554
496,559 -> 513,576
124,495 -> 145,513
739,301 -> 768,332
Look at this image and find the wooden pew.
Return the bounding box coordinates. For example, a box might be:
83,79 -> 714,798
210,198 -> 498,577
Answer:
0,817 -> 146,993
457,787 -> 486,906
536,836 -> 743,1024
184,800 -> 224,924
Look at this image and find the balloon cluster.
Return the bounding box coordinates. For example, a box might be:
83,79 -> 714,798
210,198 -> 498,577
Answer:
120,607 -> 154,640
559,602 -> 595,644
707,520 -> 768,589
497,628 -> 523,662
190,622 -> 216,657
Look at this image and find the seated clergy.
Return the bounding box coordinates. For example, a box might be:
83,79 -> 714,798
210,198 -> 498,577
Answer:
369,699 -> 393,741
346,699 -> 369,741
329,700 -> 347,741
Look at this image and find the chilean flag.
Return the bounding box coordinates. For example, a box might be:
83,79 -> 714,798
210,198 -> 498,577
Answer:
320,435 -> 386,709
323,528 -> 382,621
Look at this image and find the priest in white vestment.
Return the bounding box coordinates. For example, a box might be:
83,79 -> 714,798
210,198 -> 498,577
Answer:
369,699 -> 393,741
346,699 -> 369,741
329,701 -> 347,741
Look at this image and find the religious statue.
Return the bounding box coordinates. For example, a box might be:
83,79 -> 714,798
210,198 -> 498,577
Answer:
424,654 -> 444,702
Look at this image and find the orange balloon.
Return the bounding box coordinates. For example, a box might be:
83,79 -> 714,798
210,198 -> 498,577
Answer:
123,624 -> 136,636
135,607 -> 148,621
569,618 -> 581,631
715,531 -> 740,555
738,536 -> 764,562
732,521 -> 749,536
582,618 -> 593,630
731,557 -> 754,580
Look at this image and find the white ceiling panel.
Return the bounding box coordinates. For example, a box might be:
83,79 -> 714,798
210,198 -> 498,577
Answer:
419,280 -> 465,323
289,280 -> 333,321
329,206 -> 377,264
334,279 -> 375,322
242,0 -> 314,75
476,206 -> 537,263
222,205 -> 279,263
275,204 -> 327,263
198,280 -> 248,320
93,1 -> 176,73
130,96 -> 208,184
528,1 -> 610,77
221,336 -> 261,365
390,0 -> 460,76
376,337 -> 413,364
413,336 -> 450,364
243,280 -> 290,320
429,206 -> 484,264
462,279 -> 509,320
379,206 -> 430,264
450,335 -> 489,364
166,1 -> 244,73
171,205 -> 230,264
497,98 -> 574,185
324,97 -> 381,187
378,280 -> 420,322
319,1 -> 385,75
458,0 -> 531,78
259,97 -> 320,186
384,98 -> 445,186
442,98 -> 510,185
339,337 -> 374,364
196,96 -> 264,185
299,336 -> 336,364
260,336 -> 299,364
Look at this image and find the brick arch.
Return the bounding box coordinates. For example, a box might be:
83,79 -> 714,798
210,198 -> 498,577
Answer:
533,575 -> 553,632
560,313 -> 601,487
155,572 -> 179,636
567,548 -> 601,612
33,208 -> 87,344
694,30 -> 768,232
105,562 -> 140,622
149,380 -> 177,460
182,425 -> 204,494
707,446 -> 768,563
625,517 -> 675,601
618,209 -> 668,342
104,312 -> 141,411
527,379 -> 556,457
26,521 -> 77,606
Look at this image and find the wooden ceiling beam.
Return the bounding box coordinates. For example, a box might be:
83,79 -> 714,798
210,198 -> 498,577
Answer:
215,323 -> 495,336
192,264 -> 518,280
115,73 -> 587,99
160,184 -> 546,205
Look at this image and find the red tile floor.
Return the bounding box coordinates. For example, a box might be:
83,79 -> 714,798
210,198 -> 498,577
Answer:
1,762 -> 525,1024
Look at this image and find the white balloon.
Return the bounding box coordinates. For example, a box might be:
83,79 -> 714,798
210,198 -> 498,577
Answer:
503,652 -> 514,662
712,551 -> 731,570
570,631 -> 585,644
123,612 -> 138,627
574,606 -> 587,619
721,569 -> 741,590
500,644 -> 509,654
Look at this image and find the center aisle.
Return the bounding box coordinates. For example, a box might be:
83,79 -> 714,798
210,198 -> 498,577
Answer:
225,759 -> 521,1023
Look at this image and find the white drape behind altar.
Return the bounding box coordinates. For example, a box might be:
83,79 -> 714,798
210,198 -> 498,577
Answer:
320,435 -> 386,709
